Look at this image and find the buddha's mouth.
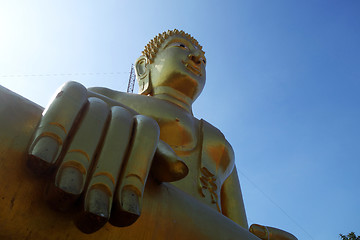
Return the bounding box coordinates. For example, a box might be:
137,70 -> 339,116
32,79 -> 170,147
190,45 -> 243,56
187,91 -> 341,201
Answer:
182,60 -> 202,76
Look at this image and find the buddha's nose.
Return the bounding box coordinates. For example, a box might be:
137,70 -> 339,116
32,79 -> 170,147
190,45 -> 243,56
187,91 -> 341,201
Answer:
188,53 -> 202,65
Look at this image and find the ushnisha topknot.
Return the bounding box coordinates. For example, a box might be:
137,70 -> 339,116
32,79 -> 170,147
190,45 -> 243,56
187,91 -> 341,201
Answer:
142,29 -> 205,64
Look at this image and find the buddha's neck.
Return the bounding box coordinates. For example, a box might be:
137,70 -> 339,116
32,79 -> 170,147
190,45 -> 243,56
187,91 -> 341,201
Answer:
152,86 -> 193,113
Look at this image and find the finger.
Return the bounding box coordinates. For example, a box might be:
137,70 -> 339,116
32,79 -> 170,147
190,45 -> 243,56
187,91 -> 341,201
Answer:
75,106 -> 133,233
249,224 -> 298,240
46,97 -> 110,211
151,140 -> 188,182
109,115 -> 160,227
27,81 -> 88,175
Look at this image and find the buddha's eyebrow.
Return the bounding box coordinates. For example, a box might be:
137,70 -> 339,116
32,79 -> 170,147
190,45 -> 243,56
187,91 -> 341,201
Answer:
164,38 -> 192,49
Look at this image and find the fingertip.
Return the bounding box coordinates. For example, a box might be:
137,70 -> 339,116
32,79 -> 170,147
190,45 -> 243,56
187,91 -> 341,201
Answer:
45,183 -> 81,212
27,136 -> 60,175
109,210 -> 139,227
151,154 -> 189,182
44,167 -> 85,211
67,185 -> 111,233
109,204 -> 140,227
27,154 -> 56,176
249,224 -> 267,239
108,187 -> 141,227
173,159 -> 189,180
60,81 -> 88,97
75,211 -> 108,234
79,187 -> 111,230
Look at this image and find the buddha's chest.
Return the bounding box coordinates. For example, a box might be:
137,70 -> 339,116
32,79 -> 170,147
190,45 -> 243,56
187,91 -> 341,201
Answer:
125,97 -> 199,151
149,110 -> 199,151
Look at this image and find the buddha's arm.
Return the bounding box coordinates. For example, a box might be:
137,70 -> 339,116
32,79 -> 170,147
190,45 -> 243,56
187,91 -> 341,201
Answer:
220,166 -> 298,240
221,165 -> 249,229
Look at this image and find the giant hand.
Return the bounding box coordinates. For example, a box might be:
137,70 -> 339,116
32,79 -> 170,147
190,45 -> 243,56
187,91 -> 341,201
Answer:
26,81 -> 188,233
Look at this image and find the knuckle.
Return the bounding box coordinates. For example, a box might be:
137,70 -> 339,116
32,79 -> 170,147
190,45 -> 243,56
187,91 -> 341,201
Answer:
111,106 -> 133,119
43,82 -> 87,117
134,115 -> 159,129
60,81 -> 88,99
134,115 -> 160,138
61,81 -> 86,92
87,97 -> 110,115
88,97 -> 108,108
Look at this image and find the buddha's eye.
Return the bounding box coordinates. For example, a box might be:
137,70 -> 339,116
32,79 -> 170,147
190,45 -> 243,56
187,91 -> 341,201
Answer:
198,57 -> 206,64
168,42 -> 189,49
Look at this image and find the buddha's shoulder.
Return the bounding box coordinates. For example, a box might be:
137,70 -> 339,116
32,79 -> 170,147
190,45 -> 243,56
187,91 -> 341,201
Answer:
200,119 -> 235,180
201,119 -> 234,160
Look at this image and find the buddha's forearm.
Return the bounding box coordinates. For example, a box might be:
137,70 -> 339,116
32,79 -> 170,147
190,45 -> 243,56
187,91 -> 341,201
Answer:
220,166 -> 248,229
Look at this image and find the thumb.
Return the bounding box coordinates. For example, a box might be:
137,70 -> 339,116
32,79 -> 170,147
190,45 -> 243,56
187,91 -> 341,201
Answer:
151,140 -> 188,182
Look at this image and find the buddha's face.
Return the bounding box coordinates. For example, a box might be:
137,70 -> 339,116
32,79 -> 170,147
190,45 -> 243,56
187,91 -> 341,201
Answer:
149,36 -> 206,101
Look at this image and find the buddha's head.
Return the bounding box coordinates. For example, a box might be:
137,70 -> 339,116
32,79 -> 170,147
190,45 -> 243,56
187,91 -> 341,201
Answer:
135,29 -> 206,105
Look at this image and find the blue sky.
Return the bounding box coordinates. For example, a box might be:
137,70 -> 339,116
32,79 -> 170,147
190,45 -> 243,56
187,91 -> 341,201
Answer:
1,1 -> 359,239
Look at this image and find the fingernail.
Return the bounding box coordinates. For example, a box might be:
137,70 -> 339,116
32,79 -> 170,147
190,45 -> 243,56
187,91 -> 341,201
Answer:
75,188 -> 110,234
30,136 -> 59,164
121,187 -> 140,216
86,188 -> 110,218
121,187 -> 140,215
108,187 -> 140,227
56,167 -> 84,195
249,224 -> 267,239
174,159 -> 189,179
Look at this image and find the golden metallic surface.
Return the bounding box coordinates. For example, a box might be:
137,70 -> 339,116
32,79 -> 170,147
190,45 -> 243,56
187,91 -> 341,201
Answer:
28,81 -> 88,175
142,29 -> 205,64
249,224 -> 298,240
0,85 -> 260,239
0,30 -> 297,239
76,106 -> 134,232
221,166 -> 249,228
151,139 -> 189,182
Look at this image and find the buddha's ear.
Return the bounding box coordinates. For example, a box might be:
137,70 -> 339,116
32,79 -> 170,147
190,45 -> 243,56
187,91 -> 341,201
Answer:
135,55 -> 152,95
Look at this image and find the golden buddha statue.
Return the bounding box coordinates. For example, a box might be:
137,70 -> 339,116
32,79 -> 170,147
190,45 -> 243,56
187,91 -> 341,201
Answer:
0,29 -> 297,240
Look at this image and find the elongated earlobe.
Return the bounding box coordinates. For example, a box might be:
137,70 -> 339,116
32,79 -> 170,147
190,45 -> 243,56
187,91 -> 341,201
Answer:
135,56 -> 152,95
